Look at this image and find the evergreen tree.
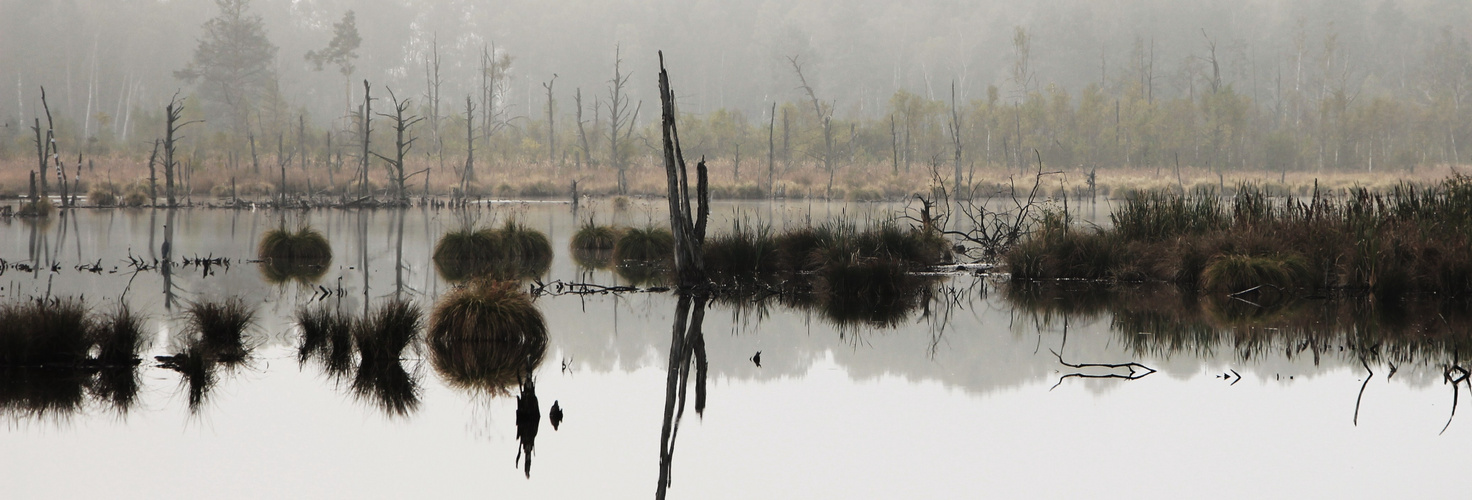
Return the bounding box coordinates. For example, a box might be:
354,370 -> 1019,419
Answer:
175,0 -> 278,135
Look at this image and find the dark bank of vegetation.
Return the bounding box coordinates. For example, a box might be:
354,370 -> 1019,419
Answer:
259,226 -> 333,283
296,299 -> 423,416
1006,176 -> 1472,302
429,279 -> 547,394
432,221 -> 552,281
0,299 -> 146,417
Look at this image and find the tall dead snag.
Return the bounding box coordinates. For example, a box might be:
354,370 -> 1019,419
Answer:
787,56 -> 835,198
608,45 -> 641,195
948,82 -> 965,200
32,87 -> 56,200
357,80 -> 373,200
656,52 -> 709,290
163,94 -> 198,207
372,88 -> 423,204
542,75 -> 557,168
461,95 -> 476,199
575,88 -> 592,169
767,102 -> 777,196
654,53 -> 711,500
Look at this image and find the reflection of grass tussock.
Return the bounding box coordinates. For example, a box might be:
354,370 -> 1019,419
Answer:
433,221 -> 552,281
259,227 -> 333,283
429,280 -> 547,393
297,301 -> 424,416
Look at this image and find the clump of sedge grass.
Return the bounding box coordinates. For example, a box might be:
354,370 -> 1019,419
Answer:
429,279 -> 547,393
88,186 -> 118,207
16,197 -> 55,217
352,299 -> 423,416
259,226 -> 333,284
571,220 -> 620,270
121,189 -> 150,207
433,221 -> 552,281
185,298 -> 255,364
613,226 -> 674,262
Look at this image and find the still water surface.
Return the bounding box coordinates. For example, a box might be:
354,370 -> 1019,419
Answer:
0,200 -> 1466,498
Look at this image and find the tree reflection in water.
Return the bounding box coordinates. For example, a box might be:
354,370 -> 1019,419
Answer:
656,293 -> 709,500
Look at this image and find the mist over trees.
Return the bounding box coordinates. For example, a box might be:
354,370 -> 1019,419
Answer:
3,0 -> 1472,181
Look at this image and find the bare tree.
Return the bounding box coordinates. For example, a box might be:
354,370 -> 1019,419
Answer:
948,82 -> 964,200
787,55 -> 835,197
424,34 -> 444,176
163,93 -> 200,207
371,88 -> 424,204
607,45 -> 641,194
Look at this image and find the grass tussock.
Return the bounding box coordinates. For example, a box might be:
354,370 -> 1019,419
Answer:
16,197 -> 54,217
185,298 -> 255,364
0,299 -> 147,418
570,220 -> 621,270
296,300 -> 424,416
88,185 -> 118,206
429,279 -> 547,393
613,226 -> 674,262
433,221 -> 553,281
295,306 -> 356,375
259,226 -> 333,283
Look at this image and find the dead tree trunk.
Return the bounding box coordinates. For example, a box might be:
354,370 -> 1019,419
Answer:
358,80 -> 373,200
949,82 -> 964,200
542,75 -> 557,168
462,95 -> 477,197
767,102 -> 776,196
163,95 -> 192,207
891,114 -> 900,175
657,52 -> 709,290
787,56 -> 834,197
608,46 -> 640,195
146,139 -> 160,202
576,88 -> 592,169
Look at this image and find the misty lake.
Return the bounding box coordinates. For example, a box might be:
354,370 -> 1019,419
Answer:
1,200 -> 1468,498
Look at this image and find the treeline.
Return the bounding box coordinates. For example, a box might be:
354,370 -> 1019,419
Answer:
4,0 -> 1472,194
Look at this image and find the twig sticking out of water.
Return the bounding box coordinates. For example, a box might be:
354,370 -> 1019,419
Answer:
1442,365 -> 1469,435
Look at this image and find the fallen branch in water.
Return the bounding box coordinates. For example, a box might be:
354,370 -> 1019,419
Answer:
1049,349 -> 1157,390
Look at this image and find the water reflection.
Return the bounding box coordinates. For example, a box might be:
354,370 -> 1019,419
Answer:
514,376 -> 540,478
296,300 -> 424,417
656,293 -> 709,500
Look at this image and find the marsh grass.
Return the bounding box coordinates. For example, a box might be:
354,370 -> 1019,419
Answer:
433,221 -> 552,281
429,279 -> 547,394
259,226 -> 333,283
704,219 -> 779,283
1007,176 -> 1472,300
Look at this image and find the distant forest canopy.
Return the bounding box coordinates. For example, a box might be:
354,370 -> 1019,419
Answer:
2,0 -> 1472,174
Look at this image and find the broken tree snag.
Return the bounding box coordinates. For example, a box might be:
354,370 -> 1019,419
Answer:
657,51 -> 709,290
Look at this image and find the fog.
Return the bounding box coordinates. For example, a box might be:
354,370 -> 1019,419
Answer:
3,0 -> 1471,177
